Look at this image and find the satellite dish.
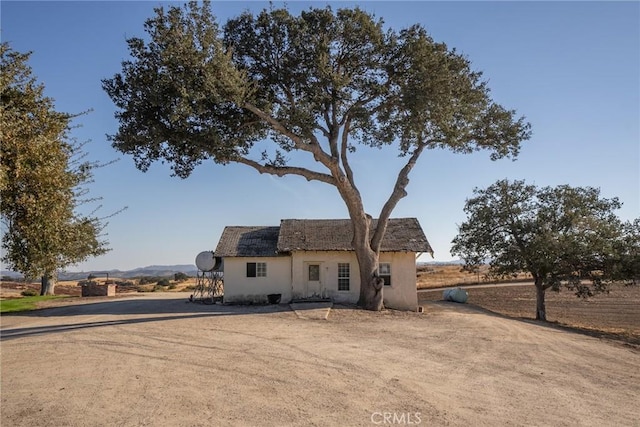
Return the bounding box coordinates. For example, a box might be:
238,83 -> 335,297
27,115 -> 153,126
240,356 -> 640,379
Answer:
196,251 -> 216,272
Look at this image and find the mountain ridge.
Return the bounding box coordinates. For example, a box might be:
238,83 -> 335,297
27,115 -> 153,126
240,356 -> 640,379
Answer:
3,260 -> 467,281
1,265 -> 199,281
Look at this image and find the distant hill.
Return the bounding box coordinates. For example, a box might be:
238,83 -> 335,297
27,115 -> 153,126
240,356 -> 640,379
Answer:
2,265 -> 199,281
419,259 -> 465,266
0,261 -> 475,281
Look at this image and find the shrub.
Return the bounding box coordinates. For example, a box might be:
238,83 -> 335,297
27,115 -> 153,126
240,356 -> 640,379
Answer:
138,276 -> 166,285
157,278 -> 171,287
115,280 -> 134,287
21,289 -> 38,297
174,272 -> 189,282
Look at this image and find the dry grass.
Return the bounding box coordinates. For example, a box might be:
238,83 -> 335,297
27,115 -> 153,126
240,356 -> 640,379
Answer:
417,264 -> 531,289
0,277 -> 199,300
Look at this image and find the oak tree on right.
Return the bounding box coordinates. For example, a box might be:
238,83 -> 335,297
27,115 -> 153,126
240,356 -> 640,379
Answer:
451,179 -> 638,321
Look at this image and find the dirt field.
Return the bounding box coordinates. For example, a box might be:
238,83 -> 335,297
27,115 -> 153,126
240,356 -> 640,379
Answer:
419,283 -> 640,346
1,293 -> 639,426
417,264 -> 531,289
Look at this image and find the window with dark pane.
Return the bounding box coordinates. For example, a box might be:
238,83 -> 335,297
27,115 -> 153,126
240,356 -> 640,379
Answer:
247,262 -> 266,278
308,264 -> 320,281
246,262 -> 257,277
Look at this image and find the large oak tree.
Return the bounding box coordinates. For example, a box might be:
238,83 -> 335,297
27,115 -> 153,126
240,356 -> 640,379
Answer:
103,2 -> 531,310
610,218 -> 640,285
451,179 -> 629,321
1,43 -> 109,295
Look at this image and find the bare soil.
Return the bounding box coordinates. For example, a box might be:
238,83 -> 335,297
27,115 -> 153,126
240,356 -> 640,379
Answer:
1,293 -> 638,426
419,283 -> 640,346
417,264 -> 531,289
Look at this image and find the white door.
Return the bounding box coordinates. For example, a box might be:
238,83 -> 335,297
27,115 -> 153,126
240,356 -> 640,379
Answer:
305,263 -> 322,298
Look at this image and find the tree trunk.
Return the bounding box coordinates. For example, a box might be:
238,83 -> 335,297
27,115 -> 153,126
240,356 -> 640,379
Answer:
534,277 -> 546,321
40,272 -> 56,296
346,214 -> 383,311
355,244 -> 384,310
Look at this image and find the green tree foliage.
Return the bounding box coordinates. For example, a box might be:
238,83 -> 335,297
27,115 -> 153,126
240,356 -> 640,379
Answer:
0,43 -> 109,295
103,2 -> 531,310
174,272 -> 189,282
609,219 -> 640,285
138,276 -> 166,285
451,179 -> 628,321
157,278 -> 171,287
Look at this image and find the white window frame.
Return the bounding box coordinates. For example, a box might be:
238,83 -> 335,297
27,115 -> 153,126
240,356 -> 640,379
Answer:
256,262 -> 267,277
247,262 -> 267,278
338,263 -> 350,291
378,263 -> 391,286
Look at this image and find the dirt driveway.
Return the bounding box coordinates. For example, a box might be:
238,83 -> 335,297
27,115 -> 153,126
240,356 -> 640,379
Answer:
1,293 -> 638,426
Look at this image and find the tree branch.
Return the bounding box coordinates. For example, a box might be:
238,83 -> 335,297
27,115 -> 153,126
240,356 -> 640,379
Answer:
371,142 -> 427,252
242,102 -> 305,147
340,116 -> 355,187
234,156 -> 336,185
242,102 -> 336,170
326,98 -> 339,159
314,124 -> 331,138
323,102 -> 333,137
307,133 -> 339,169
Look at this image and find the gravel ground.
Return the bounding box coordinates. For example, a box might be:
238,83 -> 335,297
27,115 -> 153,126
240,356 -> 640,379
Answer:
1,293 -> 639,426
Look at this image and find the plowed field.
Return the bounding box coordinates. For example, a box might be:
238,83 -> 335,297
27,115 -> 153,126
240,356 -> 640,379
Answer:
419,283 -> 640,346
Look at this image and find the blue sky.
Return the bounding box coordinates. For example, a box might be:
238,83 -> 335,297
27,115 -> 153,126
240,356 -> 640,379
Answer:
2,1 -> 638,272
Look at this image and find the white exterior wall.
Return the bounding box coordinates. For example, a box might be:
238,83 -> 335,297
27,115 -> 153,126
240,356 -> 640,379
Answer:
290,251 -> 360,303
378,252 -> 419,311
222,251 -> 418,310
290,251 -> 419,310
222,256 -> 292,304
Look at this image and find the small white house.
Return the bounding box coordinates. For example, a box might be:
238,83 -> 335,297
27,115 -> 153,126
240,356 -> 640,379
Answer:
214,218 -> 432,310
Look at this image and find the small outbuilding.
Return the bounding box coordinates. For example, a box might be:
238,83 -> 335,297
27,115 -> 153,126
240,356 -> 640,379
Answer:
214,218 -> 432,310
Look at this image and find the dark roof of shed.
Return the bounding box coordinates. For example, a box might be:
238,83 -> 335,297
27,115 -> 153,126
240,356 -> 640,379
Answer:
214,226 -> 280,257
214,218 -> 432,257
277,218 -> 432,253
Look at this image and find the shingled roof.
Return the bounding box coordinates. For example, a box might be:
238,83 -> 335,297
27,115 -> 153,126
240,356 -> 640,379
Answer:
214,226 -> 280,257
277,218 -> 432,253
215,218 -> 432,257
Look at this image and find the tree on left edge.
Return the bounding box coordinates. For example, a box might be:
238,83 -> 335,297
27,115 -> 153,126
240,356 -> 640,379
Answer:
1,42 -> 117,295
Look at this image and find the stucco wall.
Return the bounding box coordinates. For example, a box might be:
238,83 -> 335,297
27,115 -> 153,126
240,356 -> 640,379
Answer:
290,251 -> 418,310
222,256 -> 292,304
378,252 -> 419,311
291,251 -> 360,303
222,251 -> 418,309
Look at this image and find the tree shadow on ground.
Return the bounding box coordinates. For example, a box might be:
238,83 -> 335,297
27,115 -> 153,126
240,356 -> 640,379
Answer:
0,313 -> 238,341
0,296 -> 294,341
4,295 -> 292,316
